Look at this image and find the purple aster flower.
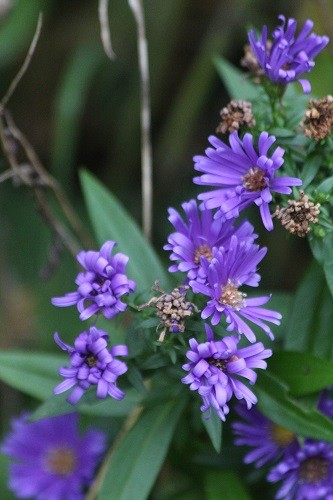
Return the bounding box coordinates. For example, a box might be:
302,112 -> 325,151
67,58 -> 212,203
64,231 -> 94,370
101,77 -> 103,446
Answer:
194,131 -> 302,231
164,199 -> 257,282
248,15 -> 329,93
232,403 -> 298,468
54,326 -> 128,404
1,412 -> 106,500
52,240 -> 136,321
268,439 -> 333,499
189,236 -> 281,342
181,324 -> 272,421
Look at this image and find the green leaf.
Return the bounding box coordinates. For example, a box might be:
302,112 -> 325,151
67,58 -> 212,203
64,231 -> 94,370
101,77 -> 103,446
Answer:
0,351 -> 65,400
202,411 -> 222,454
283,86 -> 310,128
284,261 -> 333,359
97,399 -> 186,500
323,232 -> 333,298
300,154 -> 322,190
213,56 -> 261,101
51,44 -> 104,185
317,175 -> 333,193
308,233 -> 325,263
205,470 -> 251,500
268,351 -> 333,396
126,365 -> 148,394
80,170 -> 170,294
31,388 -> 142,421
256,371 -> 333,441
0,0 -> 51,66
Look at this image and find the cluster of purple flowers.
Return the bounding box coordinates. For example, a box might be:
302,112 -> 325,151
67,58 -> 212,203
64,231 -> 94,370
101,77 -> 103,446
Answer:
2,13 -> 329,500
52,240 -> 136,405
164,14 -> 329,423
233,390 -> 333,499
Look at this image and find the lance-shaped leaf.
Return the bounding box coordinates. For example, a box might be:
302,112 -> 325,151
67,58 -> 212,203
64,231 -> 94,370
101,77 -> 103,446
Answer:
256,371 -> 333,441
268,351 -> 333,396
80,170 -> 170,294
97,398 -> 186,499
0,350 -> 64,400
202,410 -> 222,454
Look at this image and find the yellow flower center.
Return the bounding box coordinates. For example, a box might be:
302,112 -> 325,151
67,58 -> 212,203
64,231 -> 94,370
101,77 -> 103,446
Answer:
300,456 -> 329,483
242,167 -> 267,191
194,244 -> 213,265
219,280 -> 246,310
44,447 -> 77,476
270,423 -> 295,447
85,354 -> 97,367
207,354 -> 239,372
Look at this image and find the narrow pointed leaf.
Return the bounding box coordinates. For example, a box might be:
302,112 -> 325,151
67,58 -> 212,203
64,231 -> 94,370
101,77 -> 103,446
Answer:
202,411 -> 222,453
80,170 -> 170,293
213,56 -> 260,100
284,261 -> 333,359
98,399 -> 186,500
0,351 -> 64,400
31,388 -> 142,421
256,371 -> 333,441
268,351 -> 333,396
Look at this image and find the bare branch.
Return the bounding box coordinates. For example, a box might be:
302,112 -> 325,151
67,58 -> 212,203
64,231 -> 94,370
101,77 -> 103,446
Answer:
98,0 -> 116,60
3,111 -> 92,249
128,0 -> 153,241
0,114 -> 80,257
1,13 -> 43,107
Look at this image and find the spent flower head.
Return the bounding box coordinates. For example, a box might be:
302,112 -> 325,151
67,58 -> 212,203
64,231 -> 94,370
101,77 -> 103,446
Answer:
52,240 -> 136,321
302,95 -> 333,141
216,99 -> 256,135
248,15 -> 329,93
193,131 -> 302,231
189,236 -> 281,342
54,326 -> 128,404
138,283 -> 199,341
1,413 -> 106,500
181,324 -> 272,421
273,191 -> 320,237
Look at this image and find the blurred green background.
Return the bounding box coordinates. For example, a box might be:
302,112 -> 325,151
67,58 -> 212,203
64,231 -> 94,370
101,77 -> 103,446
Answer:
0,0 -> 332,438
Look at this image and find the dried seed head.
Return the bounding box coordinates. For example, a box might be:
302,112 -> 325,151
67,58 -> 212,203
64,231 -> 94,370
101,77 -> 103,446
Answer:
138,283 -> 199,341
273,191 -> 320,237
216,99 -> 256,135
302,95 -> 333,141
154,286 -> 197,333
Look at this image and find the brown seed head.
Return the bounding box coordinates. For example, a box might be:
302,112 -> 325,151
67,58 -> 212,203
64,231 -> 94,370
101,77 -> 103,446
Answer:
138,284 -> 199,340
273,191 -> 320,237
302,95 -> 333,141
216,99 -> 255,135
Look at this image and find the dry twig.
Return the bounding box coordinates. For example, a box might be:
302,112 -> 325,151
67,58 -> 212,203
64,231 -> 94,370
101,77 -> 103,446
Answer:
129,0 -> 153,241
98,0 -> 116,60
0,14 -> 93,270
